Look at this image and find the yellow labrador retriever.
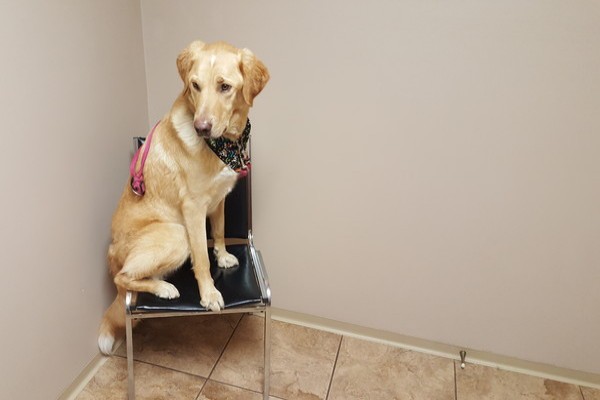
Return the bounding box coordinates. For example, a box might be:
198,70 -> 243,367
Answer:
98,40 -> 269,354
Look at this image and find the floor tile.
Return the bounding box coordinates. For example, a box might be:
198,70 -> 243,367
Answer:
327,336 -> 455,400
582,386 -> 600,400
199,380 -> 279,400
211,315 -> 341,400
456,363 -> 583,400
114,314 -> 241,377
77,356 -> 204,400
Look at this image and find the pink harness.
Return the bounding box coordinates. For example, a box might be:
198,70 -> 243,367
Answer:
129,121 -> 160,196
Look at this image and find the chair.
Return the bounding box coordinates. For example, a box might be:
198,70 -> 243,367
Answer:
124,137 -> 272,399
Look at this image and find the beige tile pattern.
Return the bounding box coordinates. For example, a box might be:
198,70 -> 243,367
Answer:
327,336 -> 455,400
209,315 -> 266,393
80,315 -> 599,400
456,362 -> 583,400
115,314 -> 241,377
199,380 -> 279,400
77,356 -> 204,400
211,315 -> 341,400
582,386 -> 600,400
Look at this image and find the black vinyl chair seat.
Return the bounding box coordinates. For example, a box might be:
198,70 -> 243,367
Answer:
133,244 -> 263,313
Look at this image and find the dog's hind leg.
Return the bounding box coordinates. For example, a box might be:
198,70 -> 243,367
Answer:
113,222 -> 190,298
98,223 -> 187,354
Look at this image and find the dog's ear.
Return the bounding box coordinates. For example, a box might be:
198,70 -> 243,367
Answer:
240,48 -> 270,106
176,40 -> 205,82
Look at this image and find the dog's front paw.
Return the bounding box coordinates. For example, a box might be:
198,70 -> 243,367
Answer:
216,251 -> 239,269
200,287 -> 224,311
155,281 -> 180,299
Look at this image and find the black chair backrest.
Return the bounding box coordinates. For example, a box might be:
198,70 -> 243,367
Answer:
209,173 -> 250,240
134,137 -> 251,240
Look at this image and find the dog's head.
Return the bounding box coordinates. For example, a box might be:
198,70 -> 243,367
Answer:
176,40 -> 269,139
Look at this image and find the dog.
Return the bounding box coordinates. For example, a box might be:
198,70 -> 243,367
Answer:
98,40 -> 269,355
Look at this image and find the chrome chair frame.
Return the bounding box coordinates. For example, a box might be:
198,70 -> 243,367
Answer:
123,137 -> 271,400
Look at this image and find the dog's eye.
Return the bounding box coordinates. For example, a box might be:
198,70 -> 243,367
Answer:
220,83 -> 231,93
192,82 -> 201,91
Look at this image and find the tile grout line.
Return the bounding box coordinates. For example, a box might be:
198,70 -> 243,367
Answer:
208,377 -> 286,399
202,314 -> 284,398
113,315 -> 244,388
191,315 -> 237,400
113,327 -> 203,395
271,308 -> 600,390
128,357 -> 207,380
194,379 -> 208,400
205,314 -> 245,381
325,335 -> 344,400
112,344 -> 208,379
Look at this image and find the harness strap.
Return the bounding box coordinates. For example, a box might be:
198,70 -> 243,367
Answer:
130,121 -> 160,196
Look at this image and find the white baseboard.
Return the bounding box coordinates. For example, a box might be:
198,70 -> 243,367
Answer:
270,307 -> 600,390
57,339 -> 123,400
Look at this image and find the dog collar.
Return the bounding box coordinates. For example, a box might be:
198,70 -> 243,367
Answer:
204,119 -> 251,176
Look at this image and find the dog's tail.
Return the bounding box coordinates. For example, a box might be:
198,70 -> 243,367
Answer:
98,291 -> 127,355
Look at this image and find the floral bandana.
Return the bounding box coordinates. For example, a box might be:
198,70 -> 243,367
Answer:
204,119 -> 251,176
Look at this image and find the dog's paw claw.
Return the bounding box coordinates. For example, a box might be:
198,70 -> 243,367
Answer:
200,288 -> 224,311
217,252 -> 239,269
155,281 -> 180,299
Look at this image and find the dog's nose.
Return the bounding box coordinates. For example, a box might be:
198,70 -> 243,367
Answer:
194,120 -> 212,137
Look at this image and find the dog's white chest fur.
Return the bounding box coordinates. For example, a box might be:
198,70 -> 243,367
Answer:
170,112 -> 238,212
207,166 -> 237,211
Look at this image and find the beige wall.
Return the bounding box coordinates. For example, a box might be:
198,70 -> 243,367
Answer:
1,2 -> 598,397
141,0 -> 600,374
0,1 -> 148,399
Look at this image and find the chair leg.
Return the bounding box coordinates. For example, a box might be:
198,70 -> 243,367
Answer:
263,307 -> 271,400
126,315 -> 135,400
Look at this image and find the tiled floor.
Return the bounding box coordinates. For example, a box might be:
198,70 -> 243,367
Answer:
78,314 -> 600,400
